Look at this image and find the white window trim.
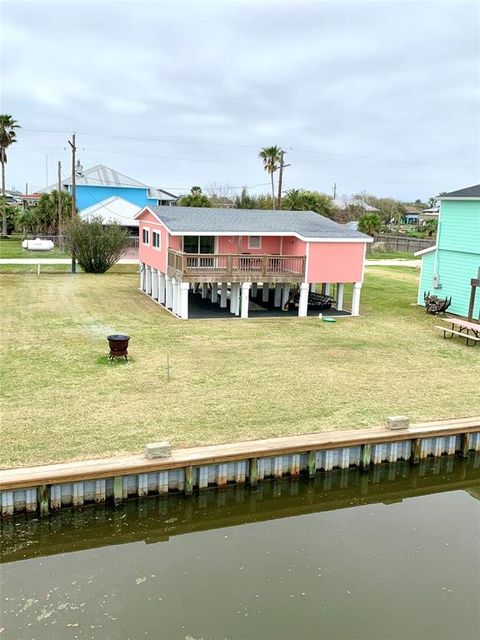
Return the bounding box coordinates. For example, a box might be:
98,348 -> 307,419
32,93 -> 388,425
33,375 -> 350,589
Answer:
142,226 -> 150,246
248,235 -> 262,249
152,230 -> 161,251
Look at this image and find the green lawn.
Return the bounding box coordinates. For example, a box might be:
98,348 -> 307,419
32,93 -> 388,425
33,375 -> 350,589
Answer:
0,235 -> 69,259
368,251 -> 417,260
1,267 -> 478,468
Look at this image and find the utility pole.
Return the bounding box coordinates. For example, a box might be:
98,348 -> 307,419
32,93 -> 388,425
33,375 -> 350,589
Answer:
57,161 -> 62,248
277,150 -> 291,209
68,134 -> 76,273
333,182 -> 337,199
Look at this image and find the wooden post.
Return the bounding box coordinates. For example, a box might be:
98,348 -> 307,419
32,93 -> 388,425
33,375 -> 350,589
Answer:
410,438 -> 421,464
467,279 -> 478,322
113,476 -> 123,505
248,458 -> 258,488
185,466 -> 194,495
360,473 -> 369,496
262,256 -> 267,279
460,433 -> 472,458
307,450 -> 316,478
38,484 -> 49,517
68,133 -> 77,274
226,255 -> 232,278
360,444 -> 371,471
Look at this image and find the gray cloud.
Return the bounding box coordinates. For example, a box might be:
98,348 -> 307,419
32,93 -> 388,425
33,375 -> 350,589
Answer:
2,0 -> 479,199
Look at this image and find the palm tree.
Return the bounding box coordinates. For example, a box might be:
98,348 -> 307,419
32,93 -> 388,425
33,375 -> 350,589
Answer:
282,188 -> 307,211
0,115 -> 20,236
259,146 -> 281,209
358,213 -> 382,237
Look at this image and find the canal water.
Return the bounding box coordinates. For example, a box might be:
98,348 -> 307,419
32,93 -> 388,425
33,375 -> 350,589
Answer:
1,456 -> 479,640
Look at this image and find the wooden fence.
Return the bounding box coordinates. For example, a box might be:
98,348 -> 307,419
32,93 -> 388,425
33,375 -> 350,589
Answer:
373,234 -> 435,254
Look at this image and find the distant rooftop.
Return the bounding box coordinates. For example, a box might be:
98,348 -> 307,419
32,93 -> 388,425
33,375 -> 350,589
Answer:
40,163 -> 177,200
331,196 -> 379,212
440,184 -> 480,199
142,206 -> 371,241
79,196 -> 140,227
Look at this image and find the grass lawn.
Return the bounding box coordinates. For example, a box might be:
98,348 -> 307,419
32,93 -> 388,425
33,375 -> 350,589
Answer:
367,251 -> 417,260
0,235 -> 69,259
1,266 -> 478,468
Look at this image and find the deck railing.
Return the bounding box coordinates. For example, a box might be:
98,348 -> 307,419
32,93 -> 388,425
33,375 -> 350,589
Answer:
167,250 -> 306,283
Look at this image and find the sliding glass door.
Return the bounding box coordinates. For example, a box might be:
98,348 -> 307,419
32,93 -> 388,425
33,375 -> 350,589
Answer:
183,236 -> 216,270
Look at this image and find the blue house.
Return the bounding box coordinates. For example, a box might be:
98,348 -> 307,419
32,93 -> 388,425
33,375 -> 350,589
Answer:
42,163 -> 177,212
416,184 -> 480,319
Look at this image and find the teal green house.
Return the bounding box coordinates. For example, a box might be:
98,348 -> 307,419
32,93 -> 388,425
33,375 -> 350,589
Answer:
417,184 -> 480,318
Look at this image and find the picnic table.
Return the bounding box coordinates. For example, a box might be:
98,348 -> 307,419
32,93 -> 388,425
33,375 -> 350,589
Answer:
435,317 -> 480,346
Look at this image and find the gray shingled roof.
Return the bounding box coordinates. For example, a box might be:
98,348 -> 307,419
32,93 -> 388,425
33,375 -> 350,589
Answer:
147,206 -> 370,240
440,184 -> 480,198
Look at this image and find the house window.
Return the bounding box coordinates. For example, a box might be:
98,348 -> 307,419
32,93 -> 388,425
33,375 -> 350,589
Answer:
142,227 -> 150,245
153,230 -> 161,249
183,236 -> 215,254
248,236 -> 261,249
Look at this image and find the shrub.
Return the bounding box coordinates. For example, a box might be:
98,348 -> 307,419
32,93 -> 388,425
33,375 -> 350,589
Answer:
65,216 -> 129,273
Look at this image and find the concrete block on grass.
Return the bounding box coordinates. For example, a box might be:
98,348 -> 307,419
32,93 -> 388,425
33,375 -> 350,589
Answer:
386,416 -> 409,430
145,442 -> 172,459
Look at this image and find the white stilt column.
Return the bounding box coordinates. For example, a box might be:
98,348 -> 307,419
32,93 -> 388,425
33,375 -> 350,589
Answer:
201,283 -> 208,299
152,268 -> 158,300
172,278 -> 179,315
158,272 -> 166,304
251,283 -> 257,297
220,283 -> 228,308
351,282 -> 362,316
298,282 -> 309,317
231,283 -> 240,315
336,283 -> 344,311
139,262 -> 144,290
281,285 -> 291,310
262,283 -> 270,302
165,275 -> 173,309
211,283 -> 218,303
241,282 -> 251,319
274,283 -> 283,307
146,266 -> 152,295
179,282 -> 189,320
310,283 -> 316,293
324,283 -> 331,295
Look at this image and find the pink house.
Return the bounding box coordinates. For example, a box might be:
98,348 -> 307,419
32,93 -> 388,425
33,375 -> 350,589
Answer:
136,206 -> 372,319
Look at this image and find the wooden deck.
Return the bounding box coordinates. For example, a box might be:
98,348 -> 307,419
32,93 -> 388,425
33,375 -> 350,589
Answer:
1,416 -> 478,491
167,250 -> 306,283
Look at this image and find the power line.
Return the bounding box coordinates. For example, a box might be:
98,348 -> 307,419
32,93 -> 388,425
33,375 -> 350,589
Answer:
21,128 -> 477,170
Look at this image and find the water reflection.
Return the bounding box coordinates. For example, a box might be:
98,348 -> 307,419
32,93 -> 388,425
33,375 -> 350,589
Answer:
1,455 -> 479,640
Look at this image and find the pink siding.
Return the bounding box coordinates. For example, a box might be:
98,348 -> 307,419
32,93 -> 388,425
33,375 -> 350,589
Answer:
138,210 -> 169,272
217,235 -> 281,254
306,242 -> 365,283
170,236 -> 182,251
281,236 -> 306,256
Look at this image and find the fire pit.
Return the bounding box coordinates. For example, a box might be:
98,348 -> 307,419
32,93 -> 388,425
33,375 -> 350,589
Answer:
107,334 -> 130,361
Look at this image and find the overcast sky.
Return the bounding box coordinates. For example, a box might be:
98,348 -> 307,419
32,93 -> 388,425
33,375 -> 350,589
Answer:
1,0 -> 479,200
